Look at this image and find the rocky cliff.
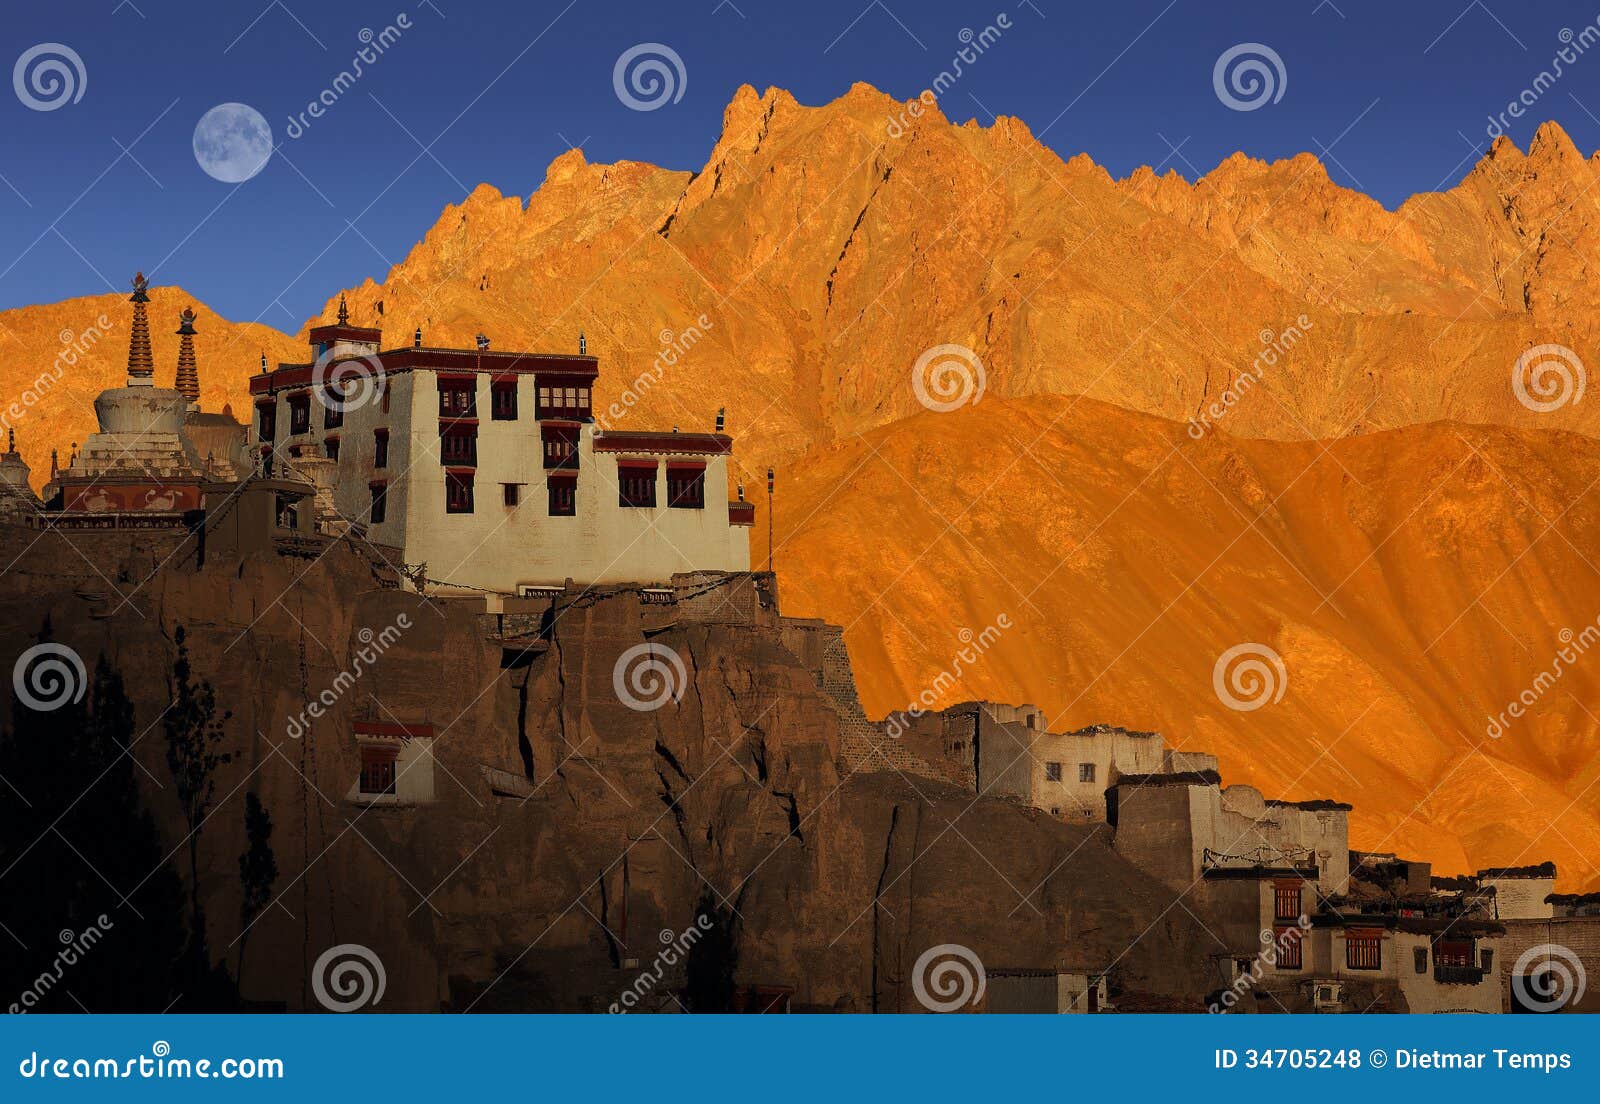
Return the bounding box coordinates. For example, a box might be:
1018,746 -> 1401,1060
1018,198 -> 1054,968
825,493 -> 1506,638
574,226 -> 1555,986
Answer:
0,526 -> 1217,1011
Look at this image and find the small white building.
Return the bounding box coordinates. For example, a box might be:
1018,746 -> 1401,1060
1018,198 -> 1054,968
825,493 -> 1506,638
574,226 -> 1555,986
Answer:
248,308 -> 754,594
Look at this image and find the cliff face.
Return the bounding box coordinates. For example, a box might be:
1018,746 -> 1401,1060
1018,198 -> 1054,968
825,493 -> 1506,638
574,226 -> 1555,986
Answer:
0,528 -> 1216,1011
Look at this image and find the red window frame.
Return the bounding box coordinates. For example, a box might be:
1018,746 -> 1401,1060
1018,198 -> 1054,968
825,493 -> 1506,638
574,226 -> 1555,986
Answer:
1275,926 -> 1303,970
359,745 -> 398,795
491,379 -> 517,420
618,461 -> 657,508
542,425 -> 579,470
256,402 -> 277,441
439,379 -> 477,418
548,475 -> 576,517
1345,929 -> 1382,971
446,470 -> 475,514
1274,880 -> 1302,922
667,463 -> 706,509
440,426 -> 477,466
287,392 -> 311,435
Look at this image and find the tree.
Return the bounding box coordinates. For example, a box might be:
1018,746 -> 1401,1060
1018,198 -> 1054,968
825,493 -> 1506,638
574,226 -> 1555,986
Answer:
236,790 -> 278,986
684,892 -> 739,1012
162,625 -> 232,939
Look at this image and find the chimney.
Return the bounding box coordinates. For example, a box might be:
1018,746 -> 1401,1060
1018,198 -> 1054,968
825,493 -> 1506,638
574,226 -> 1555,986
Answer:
715,407 -> 725,433
259,351 -> 267,371
414,326 -> 422,348
737,482 -> 745,502
126,272 -> 154,386
579,331 -> 587,355
174,307 -> 200,410
475,333 -> 490,352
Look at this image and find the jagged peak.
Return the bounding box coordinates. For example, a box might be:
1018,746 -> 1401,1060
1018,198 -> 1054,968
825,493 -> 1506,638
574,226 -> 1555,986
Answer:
1527,119 -> 1581,163
543,147 -> 588,187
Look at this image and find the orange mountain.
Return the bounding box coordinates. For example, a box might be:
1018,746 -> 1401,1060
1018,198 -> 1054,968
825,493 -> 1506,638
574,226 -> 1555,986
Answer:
5,82 -> 1599,884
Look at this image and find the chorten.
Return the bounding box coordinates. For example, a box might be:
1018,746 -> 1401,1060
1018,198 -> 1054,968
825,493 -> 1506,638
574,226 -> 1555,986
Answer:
53,272 -> 208,514
0,428 -> 42,518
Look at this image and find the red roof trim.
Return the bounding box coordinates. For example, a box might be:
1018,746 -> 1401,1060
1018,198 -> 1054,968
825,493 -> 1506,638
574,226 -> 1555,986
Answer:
666,461 -> 707,472
617,458 -> 659,470
249,347 -> 598,394
593,433 -> 732,456
308,324 -> 382,344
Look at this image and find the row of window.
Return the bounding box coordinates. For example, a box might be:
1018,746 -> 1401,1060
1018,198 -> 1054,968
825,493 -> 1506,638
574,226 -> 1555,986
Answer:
433,468 -> 706,515
1043,762 -> 1097,783
1266,928 -> 1387,972
438,380 -> 593,421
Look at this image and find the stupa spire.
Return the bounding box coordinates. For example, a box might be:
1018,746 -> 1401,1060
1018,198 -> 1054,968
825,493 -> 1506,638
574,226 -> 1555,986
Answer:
126,271 -> 153,385
174,306 -> 200,409
337,293 -> 349,325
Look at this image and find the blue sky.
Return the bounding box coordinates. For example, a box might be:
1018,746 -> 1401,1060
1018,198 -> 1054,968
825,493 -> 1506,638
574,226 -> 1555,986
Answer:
3,0 -> 1599,324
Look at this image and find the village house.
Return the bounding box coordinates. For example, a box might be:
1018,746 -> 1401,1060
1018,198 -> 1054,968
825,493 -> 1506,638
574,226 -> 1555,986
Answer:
245,299 -> 753,595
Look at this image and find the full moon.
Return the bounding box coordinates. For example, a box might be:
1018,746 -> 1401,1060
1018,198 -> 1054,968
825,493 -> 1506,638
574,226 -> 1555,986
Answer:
192,103 -> 273,184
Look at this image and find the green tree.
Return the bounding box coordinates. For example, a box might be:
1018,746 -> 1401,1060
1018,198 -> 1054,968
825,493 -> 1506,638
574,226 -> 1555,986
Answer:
236,790 -> 278,986
162,625 -> 233,939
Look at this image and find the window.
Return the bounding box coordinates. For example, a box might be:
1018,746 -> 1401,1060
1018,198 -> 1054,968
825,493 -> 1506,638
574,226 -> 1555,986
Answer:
275,494 -> 298,530
537,380 -> 592,420
323,393 -> 343,429
619,463 -> 657,508
1273,882 -> 1301,922
259,449 -> 274,478
288,392 -> 311,434
256,403 -> 276,441
491,380 -> 517,420
1275,926 -> 1303,970
1345,929 -> 1382,971
548,477 -> 575,516
1044,762 -> 1062,782
374,429 -> 389,469
380,380 -> 390,414
439,380 -> 476,417
324,436 -> 340,462
446,470 -> 474,514
1414,947 -> 1428,974
1078,763 -> 1096,783
1434,940 -> 1472,968
440,427 -> 477,466
667,465 -> 705,509
369,482 -> 387,524
359,745 -> 397,795
542,425 -> 578,469
503,483 -> 521,507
